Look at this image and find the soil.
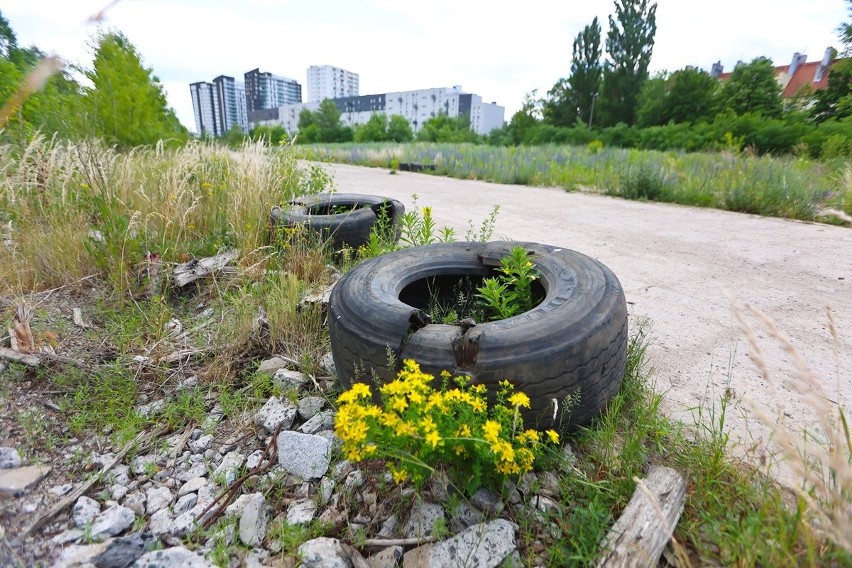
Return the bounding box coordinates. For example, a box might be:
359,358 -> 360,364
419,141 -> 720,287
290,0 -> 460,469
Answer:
324,162 -> 852,482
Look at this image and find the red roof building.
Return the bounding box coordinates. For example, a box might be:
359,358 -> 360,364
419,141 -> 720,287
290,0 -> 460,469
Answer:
715,48 -> 839,101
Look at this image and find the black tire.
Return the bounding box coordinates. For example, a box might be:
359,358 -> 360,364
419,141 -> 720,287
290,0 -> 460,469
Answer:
272,193 -> 405,251
328,241 -> 628,431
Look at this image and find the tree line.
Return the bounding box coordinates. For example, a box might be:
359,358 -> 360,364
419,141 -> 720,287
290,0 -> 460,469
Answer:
489,0 -> 852,157
0,11 -> 188,148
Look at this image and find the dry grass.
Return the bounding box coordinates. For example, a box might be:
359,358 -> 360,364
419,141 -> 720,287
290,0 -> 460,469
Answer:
0,137 -> 316,295
735,303 -> 851,554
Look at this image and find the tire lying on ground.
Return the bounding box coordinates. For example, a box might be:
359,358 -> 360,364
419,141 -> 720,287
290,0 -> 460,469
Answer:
328,241 -> 628,431
270,193 -> 405,251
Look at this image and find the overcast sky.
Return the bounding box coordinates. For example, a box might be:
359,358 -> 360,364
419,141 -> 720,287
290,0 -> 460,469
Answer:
3,0 -> 848,132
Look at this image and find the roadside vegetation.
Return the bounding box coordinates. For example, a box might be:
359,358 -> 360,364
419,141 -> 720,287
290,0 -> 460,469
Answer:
304,142 -> 852,222
0,138 -> 849,566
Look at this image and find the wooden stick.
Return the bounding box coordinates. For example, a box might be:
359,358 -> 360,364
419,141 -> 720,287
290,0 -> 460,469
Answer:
0,346 -> 40,367
596,465 -> 686,568
361,536 -> 435,547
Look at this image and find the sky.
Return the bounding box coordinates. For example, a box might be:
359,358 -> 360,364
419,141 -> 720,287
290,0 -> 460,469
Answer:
3,0 -> 848,132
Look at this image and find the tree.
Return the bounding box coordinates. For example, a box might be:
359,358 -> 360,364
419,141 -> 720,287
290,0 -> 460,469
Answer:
812,0 -> 852,121
545,17 -> 603,127
354,113 -> 388,142
415,114 -> 478,143
663,67 -> 718,123
314,99 -> 347,142
84,30 -> 188,147
0,10 -> 17,59
507,91 -> 542,145
599,0 -> 657,127
635,72 -> 669,127
387,114 -> 414,142
717,57 -> 782,117
570,17 -> 603,126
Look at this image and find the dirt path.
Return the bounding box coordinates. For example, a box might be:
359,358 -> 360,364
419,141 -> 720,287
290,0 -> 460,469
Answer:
322,162 -> 851,470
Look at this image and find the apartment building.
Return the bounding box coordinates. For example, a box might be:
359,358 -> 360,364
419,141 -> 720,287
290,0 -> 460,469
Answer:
307,65 -> 359,103
244,68 -> 302,112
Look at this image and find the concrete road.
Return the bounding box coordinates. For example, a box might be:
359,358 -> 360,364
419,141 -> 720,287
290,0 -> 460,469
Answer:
323,162 -> 851,467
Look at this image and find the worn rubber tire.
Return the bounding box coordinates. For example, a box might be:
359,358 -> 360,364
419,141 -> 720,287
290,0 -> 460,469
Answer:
328,241 -> 628,430
275,193 -> 404,251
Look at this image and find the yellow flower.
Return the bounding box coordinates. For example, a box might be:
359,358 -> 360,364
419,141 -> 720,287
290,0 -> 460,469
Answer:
390,466 -> 408,483
456,424 -> 472,438
482,420 -> 501,444
425,430 -> 442,448
508,392 -> 531,408
546,429 -> 560,444
391,396 -> 408,413
518,429 -> 540,444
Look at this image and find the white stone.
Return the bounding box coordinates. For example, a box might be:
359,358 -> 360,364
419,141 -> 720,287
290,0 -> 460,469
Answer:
89,505 -> 135,539
188,434 -> 214,454
145,486 -> 173,515
272,368 -> 308,390
403,519 -> 518,568
176,461 -> 207,482
0,447 -> 22,469
257,356 -> 293,375
178,476 -> 208,497
276,431 -> 331,479
170,510 -> 197,536
148,509 -> 171,535
238,493 -> 267,546
298,409 -> 335,434
297,396 -> 326,420
174,492 -> 198,515
214,451 -> 244,485
50,528 -> 84,545
0,465 -> 50,495
73,495 -> 100,528
110,484 -> 128,502
245,449 -> 266,470
297,537 -> 351,568
254,396 -> 297,433
403,502 -> 445,539
318,477 -> 335,506
130,454 -> 157,476
132,546 -> 214,567
285,499 -> 317,525
124,492 -> 146,517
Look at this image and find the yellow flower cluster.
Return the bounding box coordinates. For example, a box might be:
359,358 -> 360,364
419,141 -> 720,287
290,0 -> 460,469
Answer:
333,359 -> 561,490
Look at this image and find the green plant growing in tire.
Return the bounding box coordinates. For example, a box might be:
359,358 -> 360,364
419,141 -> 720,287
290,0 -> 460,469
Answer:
475,246 -> 541,321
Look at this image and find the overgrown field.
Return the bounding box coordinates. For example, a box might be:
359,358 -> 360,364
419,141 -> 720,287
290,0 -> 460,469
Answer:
0,140 -> 848,566
304,142 -> 852,223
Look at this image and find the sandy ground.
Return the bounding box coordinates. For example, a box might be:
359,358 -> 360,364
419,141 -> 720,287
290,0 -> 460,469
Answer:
322,162 -> 851,475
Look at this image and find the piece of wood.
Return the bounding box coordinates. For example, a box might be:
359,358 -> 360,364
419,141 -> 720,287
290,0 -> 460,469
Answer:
172,249 -> 239,287
72,307 -> 92,329
596,465 -> 687,568
0,346 -> 41,366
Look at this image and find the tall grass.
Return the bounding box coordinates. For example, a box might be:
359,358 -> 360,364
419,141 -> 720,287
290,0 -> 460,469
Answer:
0,137 -> 323,294
304,142 -> 852,223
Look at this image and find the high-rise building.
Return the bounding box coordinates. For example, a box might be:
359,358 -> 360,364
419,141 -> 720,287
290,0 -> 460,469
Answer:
212,75 -> 249,134
307,65 -> 359,103
190,76 -> 247,136
244,68 -> 302,112
189,81 -> 221,137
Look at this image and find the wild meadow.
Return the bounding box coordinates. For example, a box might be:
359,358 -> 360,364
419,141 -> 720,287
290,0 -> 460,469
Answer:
304,142 -> 852,223
0,138 -> 849,566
